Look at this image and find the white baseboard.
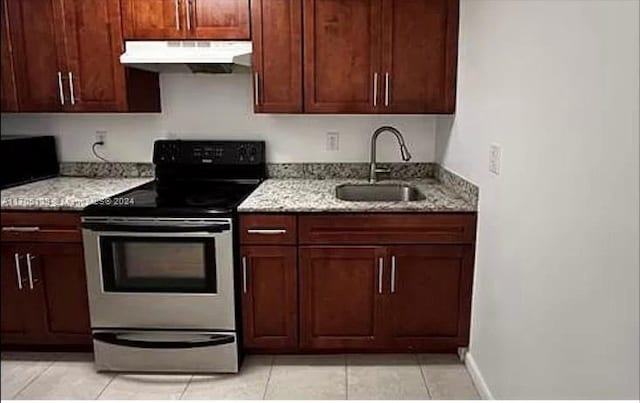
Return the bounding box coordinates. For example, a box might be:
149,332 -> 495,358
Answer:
464,352 -> 495,400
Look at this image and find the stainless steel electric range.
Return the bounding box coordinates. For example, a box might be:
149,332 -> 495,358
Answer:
81,140 -> 265,373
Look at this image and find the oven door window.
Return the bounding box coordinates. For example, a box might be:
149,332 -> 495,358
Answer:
99,236 -> 216,293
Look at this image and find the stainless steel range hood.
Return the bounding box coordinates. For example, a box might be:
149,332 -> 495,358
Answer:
120,41 -> 252,74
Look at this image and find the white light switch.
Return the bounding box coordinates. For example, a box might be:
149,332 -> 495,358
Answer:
489,143 -> 501,175
326,132 -> 339,152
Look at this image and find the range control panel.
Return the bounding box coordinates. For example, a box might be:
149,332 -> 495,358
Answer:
153,140 -> 265,165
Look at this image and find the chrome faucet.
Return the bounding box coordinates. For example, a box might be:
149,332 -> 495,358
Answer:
369,126 -> 412,183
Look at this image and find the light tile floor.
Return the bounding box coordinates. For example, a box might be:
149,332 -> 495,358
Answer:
1,352 -> 480,400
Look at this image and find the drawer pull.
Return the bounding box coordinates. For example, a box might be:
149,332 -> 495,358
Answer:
2,226 -> 40,232
247,229 -> 287,235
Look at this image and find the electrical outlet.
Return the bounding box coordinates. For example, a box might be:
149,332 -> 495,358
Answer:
489,143 -> 501,175
326,132 -> 339,152
95,130 -> 107,145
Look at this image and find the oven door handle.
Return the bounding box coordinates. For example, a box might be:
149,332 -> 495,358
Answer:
80,222 -> 230,233
93,332 -> 236,349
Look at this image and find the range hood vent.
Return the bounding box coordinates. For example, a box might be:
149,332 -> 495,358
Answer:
120,41 -> 252,74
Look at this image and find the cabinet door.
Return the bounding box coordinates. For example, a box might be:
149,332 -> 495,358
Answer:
385,245 -> 473,349
299,247 -> 385,349
34,243 -> 91,337
121,0 -> 184,39
6,0 -> 66,112
381,0 -> 458,113
61,0 -> 127,112
1,245 -> 48,343
1,245 -> 26,336
303,0 -> 382,113
241,246 -> 297,350
187,0 -> 250,39
1,0 -> 18,112
251,0 -> 302,113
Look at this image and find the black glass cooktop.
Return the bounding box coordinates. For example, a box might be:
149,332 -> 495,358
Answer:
83,180 -> 260,217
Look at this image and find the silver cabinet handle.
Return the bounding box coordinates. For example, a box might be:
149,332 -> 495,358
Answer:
384,72 -> 390,107
247,229 -> 286,235
254,72 -> 260,106
242,256 -> 248,294
390,255 -> 396,293
57,72 -> 65,105
2,226 -> 40,232
67,72 -> 75,105
377,257 -> 384,294
26,253 -> 35,290
175,0 -> 180,30
373,72 -> 378,107
186,0 -> 192,30
14,253 -> 23,290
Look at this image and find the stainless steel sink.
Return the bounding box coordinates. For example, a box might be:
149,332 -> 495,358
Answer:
335,184 -> 425,202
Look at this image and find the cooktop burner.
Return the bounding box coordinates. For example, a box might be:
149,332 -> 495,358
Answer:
83,140 -> 266,218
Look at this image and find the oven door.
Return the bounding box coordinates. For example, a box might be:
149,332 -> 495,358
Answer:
82,217 -> 235,330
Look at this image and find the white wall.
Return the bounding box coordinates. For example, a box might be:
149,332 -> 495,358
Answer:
437,0 -> 639,399
0,74 -> 437,163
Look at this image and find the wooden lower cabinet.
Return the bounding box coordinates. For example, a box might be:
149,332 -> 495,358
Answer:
299,245 -> 472,351
241,246 -> 298,350
386,245 -> 474,350
239,213 -> 477,353
1,242 -> 91,347
299,247 -> 386,349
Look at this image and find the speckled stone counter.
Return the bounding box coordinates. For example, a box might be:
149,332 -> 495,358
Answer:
1,177 -> 151,211
238,179 -> 477,213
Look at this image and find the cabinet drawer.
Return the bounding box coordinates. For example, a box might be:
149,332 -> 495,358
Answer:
1,212 -> 81,243
299,214 -> 476,245
240,215 -> 297,245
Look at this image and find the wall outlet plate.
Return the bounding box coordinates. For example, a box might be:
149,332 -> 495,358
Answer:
489,143 -> 501,175
326,132 -> 339,152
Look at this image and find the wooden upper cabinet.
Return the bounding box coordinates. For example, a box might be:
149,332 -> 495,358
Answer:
251,0 -> 302,113
381,0 -> 458,113
301,0 -> 458,114
385,245 -> 473,348
61,0 -> 128,111
1,0 -> 17,112
189,0 -> 250,39
4,0 -> 160,113
6,0 -> 66,112
122,0 -> 249,40
122,0 -> 184,39
303,0 -> 381,113
299,246 -> 386,349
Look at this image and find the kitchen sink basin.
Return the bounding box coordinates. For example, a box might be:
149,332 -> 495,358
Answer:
335,184 -> 426,202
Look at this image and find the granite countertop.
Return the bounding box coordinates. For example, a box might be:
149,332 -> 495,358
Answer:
1,177 -> 152,211
238,179 -> 477,213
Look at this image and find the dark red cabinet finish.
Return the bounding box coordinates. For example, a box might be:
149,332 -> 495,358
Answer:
299,246 -> 386,349
301,0 -> 458,113
241,246 -> 298,350
4,0 -> 160,113
251,0 -> 303,113
1,212 -> 91,348
122,0 -> 250,40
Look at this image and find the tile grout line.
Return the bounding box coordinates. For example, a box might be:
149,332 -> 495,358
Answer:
11,359 -> 57,399
344,355 -> 349,400
95,373 -> 117,400
178,375 -> 194,400
417,355 -> 434,400
261,355 -> 275,400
